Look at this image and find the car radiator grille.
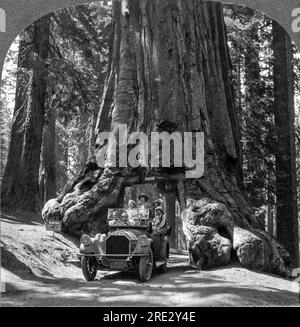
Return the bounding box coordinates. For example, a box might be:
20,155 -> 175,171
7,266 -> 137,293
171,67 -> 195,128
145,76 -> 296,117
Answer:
106,236 -> 130,255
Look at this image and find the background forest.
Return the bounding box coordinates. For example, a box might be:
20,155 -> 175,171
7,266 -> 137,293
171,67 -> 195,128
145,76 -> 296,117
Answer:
0,2 -> 299,252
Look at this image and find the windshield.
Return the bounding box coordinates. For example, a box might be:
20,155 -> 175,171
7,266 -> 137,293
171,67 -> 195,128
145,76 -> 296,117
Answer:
107,208 -> 150,227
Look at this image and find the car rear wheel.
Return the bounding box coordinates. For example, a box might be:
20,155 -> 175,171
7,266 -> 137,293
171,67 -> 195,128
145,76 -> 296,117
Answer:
138,249 -> 153,282
81,256 -> 98,281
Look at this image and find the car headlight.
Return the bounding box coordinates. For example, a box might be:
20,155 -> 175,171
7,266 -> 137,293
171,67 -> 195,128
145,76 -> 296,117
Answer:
138,235 -> 148,247
99,234 -> 107,243
80,234 -> 91,246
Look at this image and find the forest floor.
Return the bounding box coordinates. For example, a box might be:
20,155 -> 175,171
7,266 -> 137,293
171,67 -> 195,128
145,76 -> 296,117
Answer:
1,210 -> 299,307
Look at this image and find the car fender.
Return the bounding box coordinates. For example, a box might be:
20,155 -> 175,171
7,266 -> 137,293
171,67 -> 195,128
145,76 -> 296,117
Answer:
133,238 -> 152,255
79,239 -> 101,255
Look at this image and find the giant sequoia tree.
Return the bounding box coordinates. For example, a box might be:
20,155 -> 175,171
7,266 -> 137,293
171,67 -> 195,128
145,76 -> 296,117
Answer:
2,15 -> 51,211
43,0 -> 292,274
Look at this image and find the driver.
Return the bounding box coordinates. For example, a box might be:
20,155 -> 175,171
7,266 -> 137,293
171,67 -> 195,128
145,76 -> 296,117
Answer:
152,199 -> 163,208
151,198 -> 164,219
152,206 -> 168,235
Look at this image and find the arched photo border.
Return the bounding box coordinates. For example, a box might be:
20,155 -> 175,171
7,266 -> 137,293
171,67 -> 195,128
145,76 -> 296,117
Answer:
0,0 -> 299,83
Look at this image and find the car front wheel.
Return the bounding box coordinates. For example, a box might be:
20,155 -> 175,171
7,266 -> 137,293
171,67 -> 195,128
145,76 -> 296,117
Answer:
138,249 -> 153,282
81,256 -> 98,281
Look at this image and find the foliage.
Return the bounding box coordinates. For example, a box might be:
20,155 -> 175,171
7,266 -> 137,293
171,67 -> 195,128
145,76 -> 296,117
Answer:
225,7 -> 273,210
225,5 -> 300,231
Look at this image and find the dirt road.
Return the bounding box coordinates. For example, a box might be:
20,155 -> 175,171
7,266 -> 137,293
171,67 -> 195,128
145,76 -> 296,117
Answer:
1,211 -> 299,307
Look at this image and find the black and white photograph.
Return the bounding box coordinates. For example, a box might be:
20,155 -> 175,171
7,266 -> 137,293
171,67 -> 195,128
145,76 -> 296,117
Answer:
0,0 -> 300,309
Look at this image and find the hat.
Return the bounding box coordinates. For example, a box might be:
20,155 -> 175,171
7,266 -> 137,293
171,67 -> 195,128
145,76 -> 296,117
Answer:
128,200 -> 136,206
153,199 -> 163,206
138,194 -> 149,202
155,206 -> 164,214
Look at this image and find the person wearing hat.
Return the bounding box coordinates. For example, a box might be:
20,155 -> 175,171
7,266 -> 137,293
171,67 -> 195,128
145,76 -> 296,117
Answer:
152,206 -> 168,235
151,198 -> 163,219
128,200 -> 137,209
138,193 -> 150,209
121,212 -> 130,226
152,198 -> 164,208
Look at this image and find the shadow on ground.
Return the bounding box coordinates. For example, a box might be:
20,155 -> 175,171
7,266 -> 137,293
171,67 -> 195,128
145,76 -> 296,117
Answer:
2,262 -> 299,307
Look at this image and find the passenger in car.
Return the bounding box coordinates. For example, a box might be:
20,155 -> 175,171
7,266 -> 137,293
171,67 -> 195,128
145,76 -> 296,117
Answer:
138,194 -> 150,209
127,200 -> 138,222
128,200 -> 137,209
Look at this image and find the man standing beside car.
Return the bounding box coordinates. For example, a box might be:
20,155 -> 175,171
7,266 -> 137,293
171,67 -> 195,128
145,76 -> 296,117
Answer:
152,207 -> 168,235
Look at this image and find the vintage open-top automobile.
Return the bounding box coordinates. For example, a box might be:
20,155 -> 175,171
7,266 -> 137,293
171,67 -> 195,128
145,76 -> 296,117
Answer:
78,208 -> 170,282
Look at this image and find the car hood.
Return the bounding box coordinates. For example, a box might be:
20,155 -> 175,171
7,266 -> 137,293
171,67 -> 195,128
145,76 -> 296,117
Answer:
108,229 -> 146,241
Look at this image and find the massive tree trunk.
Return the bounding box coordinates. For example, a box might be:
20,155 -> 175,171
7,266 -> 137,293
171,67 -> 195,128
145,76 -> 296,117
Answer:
272,21 -> 299,267
43,0 -> 291,275
1,33 -> 29,204
39,107 -> 57,204
2,15 -> 51,212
